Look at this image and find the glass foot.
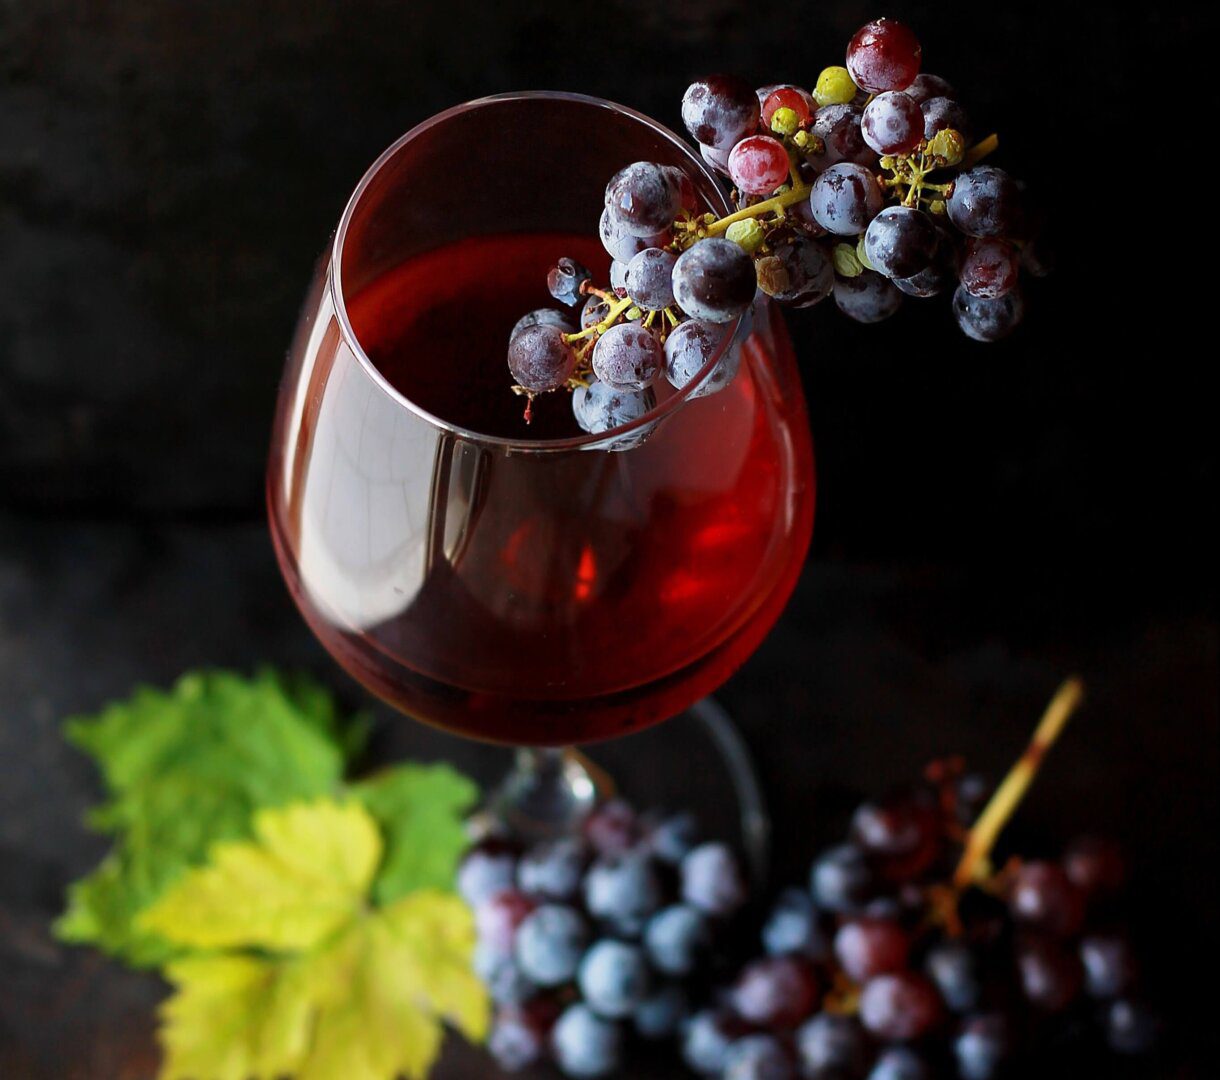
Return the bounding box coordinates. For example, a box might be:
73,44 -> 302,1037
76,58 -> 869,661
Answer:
473,698 -> 771,889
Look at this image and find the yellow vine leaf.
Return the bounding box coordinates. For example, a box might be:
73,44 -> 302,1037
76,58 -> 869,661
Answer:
140,800 -> 381,952
150,800 -> 488,1080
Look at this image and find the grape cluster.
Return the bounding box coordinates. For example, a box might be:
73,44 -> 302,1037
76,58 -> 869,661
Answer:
506,16 -> 1049,429
676,761 -> 1159,1079
459,799 -> 749,1077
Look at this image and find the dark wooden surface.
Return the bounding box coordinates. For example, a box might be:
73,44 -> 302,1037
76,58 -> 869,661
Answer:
1,0 -> 1212,1076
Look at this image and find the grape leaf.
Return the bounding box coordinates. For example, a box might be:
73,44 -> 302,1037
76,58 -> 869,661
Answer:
152,801 -> 487,1080
139,800 -> 381,951
56,670 -> 365,965
351,763 -> 479,904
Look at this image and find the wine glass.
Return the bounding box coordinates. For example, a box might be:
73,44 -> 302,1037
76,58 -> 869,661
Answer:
267,93 -> 814,860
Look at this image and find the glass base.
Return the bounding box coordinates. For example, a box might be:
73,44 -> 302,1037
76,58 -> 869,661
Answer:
471,698 -> 770,888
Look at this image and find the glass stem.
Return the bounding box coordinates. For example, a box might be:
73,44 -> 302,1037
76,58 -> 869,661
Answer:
483,746 -> 607,842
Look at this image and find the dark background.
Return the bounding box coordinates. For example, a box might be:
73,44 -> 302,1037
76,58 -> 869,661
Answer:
1,1 -> 1214,1077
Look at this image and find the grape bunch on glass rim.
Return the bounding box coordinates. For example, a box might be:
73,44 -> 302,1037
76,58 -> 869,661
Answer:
506,17 -> 1050,434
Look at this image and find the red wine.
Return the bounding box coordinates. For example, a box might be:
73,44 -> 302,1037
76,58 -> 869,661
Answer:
352,234 -> 611,439
269,233 -> 814,745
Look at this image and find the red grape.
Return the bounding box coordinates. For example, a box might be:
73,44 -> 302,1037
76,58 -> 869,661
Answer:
834,917 -> 910,982
960,238 -> 1019,299
731,955 -> 819,1028
762,86 -> 813,130
846,18 -> 922,93
728,135 -> 791,195
1009,861 -> 1085,938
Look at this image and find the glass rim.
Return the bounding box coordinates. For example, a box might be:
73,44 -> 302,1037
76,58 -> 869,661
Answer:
329,90 -> 745,453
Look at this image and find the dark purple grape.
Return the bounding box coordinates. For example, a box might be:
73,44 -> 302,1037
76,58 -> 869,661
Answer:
722,1034 -> 794,1080
858,973 -> 943,1041
664,319 -> 738,398
852,795 -> 938,859
869,1047 -> 932,1080
847,18 -> 922,94
634,982 -> 689,1040
507,323 -> 576,392
905,73 -> 954,105
864,206 -> 938,279
474,944 -> 537,1005
600,206 -> 669,264
810,843 -> 876,913
681,841 -> 746,916
730,956 -> 819,1029
946,166 -> 1021,238
761,887 -> 830,961
579,939 -> 651,1019
755,236 -> 834,308
893,231 -> 956,298
1105,998 -> 1159,1054
642,811 -> 699,865
551,1003 -> 622,1079
489,1004 -> 548,1071
1063,835 -> 1127,898
625,247 -> 678,311
672,238 -> 756,323
954,1013 -> 1010,1080
605,162 -> 681,237
517,836 -> 588,902
810,163 -> 885,235
591,322 -> 662,390
861,91 -> 924,155
795,1013 -> 869,1077
475,888 -> 536,955
572,380 -> 655,440
581,795 -> 636,852
511,307 -> 573,344
581,294 -> 610,330
834,916 -> 910,983
925,940 -> 980,1013
457,838 -> 519,907
834,270 -> 903,323
812,104 -> 874,167
665,165 -> 699,212
584,850 -> 663,936
644,903 -> 710,976
682,75 -> 760,149
1080,934 -> 1137,998
515,903 -> 588,987
547,257 -> 592,307
1017,935 -> 1083,1011
609,259 -> 629,297
1009,862 -> 1085,937
786,195 -> 829,237
921,96 -> 971,142
683,1008 -> 741,1075
960,238 -> 1019,299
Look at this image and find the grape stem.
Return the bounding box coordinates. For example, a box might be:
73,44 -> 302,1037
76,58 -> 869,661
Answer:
952,677 -> 1085,889
704,183 -> 814,237
563,295 -> 634,343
